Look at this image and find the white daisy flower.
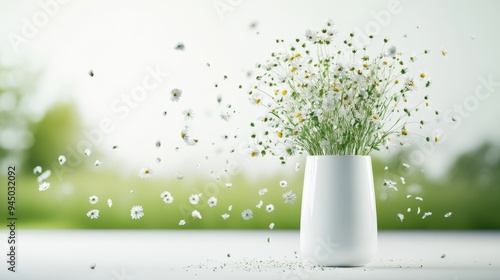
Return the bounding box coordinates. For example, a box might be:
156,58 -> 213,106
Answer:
207,196 -> 218,207
163,195 -> 174,204
283,191 -> 297,204
84,148 -> 91,156
225,182 -> 233,188
325,18 -> 335,27
266,204 -> 275,213
130,205 -> 144,219
180,126 -> 196,146
189,194 -> 200,205
397,213 -> 404,222
256,200 -> 263,209
161,191 -> 174,204
192,210 -> 202,219
58,155 -> 66,165
170,88 -> 182,102
107,199 -> 112,208
444,212 -> 452,218
160,191 -> 171,200
407,208 -> 411,213
87,209 -> 99,219
279,180 -> 288,188
94,160 -> 102,166
179,219 -> 186,226
258,188 -> 268,196
38,182 -> 50,191
241,209 -> 253,220
400,177 -> 406,184
221,213 -> 230,220
228,205 -> 233,211
182,108 -> 194,120
139,168 -> 155,179
33,166 -> 42,174
269,223 -> 275,230
89,195 -> 99,204
305,29 -> 317,41
384,166 -> 389,171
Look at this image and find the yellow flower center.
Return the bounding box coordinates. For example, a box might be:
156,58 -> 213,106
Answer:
251,151 -> 258,157
282,89 -> 287,95
277,131 -> 283,138
295,112 -> 302,118
290,66 -> 297,72
401,129 -> 408,136
420,73 -> 426,78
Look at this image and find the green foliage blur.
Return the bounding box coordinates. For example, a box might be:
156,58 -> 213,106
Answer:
1,70 -> 499,230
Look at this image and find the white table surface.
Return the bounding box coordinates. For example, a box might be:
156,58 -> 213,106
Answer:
0,230 -> 499,280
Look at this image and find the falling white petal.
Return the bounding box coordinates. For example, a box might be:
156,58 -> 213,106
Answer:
256,200 -> 263,209
397,213 -> 404,222
192,210 -> 202,219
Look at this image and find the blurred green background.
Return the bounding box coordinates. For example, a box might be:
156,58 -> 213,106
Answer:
1,0 -> 500,230
1,64 -> 499,229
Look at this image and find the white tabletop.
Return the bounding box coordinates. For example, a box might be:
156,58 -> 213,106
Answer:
0,230 -> 499,280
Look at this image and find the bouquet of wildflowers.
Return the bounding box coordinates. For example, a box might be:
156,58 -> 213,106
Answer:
246,19 -> 437,164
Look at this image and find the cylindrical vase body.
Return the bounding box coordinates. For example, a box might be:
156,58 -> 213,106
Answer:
300,155 -> 377,266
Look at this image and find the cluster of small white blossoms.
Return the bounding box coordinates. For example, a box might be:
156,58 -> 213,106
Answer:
384,164 -> 452,222
246,18 -> 440,163
86,195 -> 114,220
34,148 -> 98,192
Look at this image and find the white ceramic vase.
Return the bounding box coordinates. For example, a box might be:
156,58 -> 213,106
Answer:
300,155 -> 377,266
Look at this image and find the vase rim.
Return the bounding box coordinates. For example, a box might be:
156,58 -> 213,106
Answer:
306,155 -> 371,158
